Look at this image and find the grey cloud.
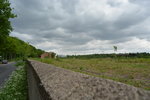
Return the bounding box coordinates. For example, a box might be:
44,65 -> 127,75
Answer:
107,1 -> 122,7
10,0 -> 150,54
129,0 -> 150,6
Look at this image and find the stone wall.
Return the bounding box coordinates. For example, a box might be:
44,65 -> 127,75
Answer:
27,60 -> 150,100
26,60 -> 51,100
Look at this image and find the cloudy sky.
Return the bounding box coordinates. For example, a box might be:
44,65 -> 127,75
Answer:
10,0 -> 150,55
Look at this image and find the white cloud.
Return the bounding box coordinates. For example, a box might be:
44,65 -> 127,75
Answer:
10,32 -> 32,42
118,37 -> 150,52
9,0 -> 150,55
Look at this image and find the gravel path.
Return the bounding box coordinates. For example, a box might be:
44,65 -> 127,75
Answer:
29,60 -> 150,100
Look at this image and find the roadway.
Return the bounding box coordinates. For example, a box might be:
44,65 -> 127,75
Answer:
0,62 -> 16,88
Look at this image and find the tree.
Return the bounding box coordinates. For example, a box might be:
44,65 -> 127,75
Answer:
51,52 -> 56,58
113,46 -> 117,52
0,0 -> 16,39
0,0 -> 16,59
0,36 -> 45,60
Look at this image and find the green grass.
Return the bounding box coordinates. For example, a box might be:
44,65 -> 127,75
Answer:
33,58 -> 150,90
0,61 -> 28,100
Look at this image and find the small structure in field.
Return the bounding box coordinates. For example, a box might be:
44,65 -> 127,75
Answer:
40,52 -> 56,59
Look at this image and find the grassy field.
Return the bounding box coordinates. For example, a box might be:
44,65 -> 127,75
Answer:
33,58 -> 150,90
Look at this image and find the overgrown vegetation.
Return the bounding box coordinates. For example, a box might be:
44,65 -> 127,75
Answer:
0,36 -> 45,60
67,52 -> 150,59
33,57 -> 150,90
0,61 -> 28,100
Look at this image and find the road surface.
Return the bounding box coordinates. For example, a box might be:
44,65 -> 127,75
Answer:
0,62 -> 16,88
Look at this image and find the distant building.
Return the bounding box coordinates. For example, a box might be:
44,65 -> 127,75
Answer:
40,52 -> 56,58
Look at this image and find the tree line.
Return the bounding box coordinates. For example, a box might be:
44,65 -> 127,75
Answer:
67,53 -> 150,59
0,0 -> 44,60
0,36 -> 45,60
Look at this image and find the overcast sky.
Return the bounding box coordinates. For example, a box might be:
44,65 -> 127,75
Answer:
10,0 -> 150,55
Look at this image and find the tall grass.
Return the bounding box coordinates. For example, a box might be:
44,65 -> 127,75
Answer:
33,58 -> 150,90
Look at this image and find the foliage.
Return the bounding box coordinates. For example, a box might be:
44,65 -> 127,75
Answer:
0,36 -> 44,60
67,53 -> 150,59
0,61 -> 28,100
34,58 -> 150,90
51,52 -> 56,58
15,60 -> 25,67
113,46 -> 117,52
0,0 -> 16,39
